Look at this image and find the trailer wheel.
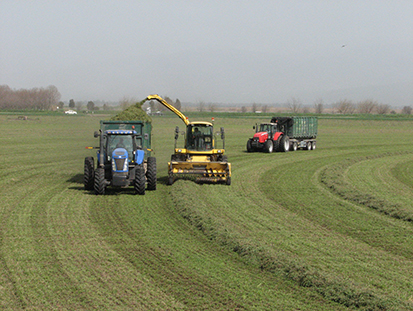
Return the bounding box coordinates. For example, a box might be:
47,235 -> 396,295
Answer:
291,142 -> 298,151
280,135 -> 290,152
94,168 -> 106,195
84,157 -> 95,190
311,142 -> 316,150
134,165 -> 146,195
246,139 -> 253,152
265,140 -> 273,153
146,157 -> 157,190
307,142 -> 312,150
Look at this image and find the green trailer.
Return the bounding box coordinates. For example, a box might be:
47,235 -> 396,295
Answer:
247,116 -> 318,153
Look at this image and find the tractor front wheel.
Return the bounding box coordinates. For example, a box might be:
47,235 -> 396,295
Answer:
265,140 -> 273,153
84,157 -> 94,190
246,139 -> 253,152
146,157 -> 157,190
134,165 -> 146,195
94,168 -> 106,195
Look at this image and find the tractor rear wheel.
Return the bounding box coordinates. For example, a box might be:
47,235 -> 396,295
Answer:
146,157 -> 157,190
265,140 -> 273,153
94,168 -> 106,195
134,165 -> 146,195
280,135 -> 290,152
84,157 -> 94,190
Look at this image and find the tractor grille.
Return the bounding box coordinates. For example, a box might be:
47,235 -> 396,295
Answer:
115,158 -> 126,171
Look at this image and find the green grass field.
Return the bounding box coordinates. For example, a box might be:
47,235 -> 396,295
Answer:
1,112 -> 413,310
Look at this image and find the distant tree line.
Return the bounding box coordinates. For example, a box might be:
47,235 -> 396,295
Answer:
0,85 -> 61,110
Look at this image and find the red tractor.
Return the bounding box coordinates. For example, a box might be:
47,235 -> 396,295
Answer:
246,117 -> 318,153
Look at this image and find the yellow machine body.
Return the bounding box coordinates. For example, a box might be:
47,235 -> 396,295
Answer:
145,94 -> 231,185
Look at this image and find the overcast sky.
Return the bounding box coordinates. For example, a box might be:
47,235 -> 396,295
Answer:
1,1 -> 412,106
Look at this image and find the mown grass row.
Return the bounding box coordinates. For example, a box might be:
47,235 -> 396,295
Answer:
169,182 -> 397,310
320,152 -> 413,223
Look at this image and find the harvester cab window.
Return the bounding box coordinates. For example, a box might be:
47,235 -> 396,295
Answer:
187,125 -> 213,151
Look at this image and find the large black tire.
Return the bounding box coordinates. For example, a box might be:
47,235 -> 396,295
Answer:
146,157 -> 157,190
307,141 -> 312,150
280,135 -> 290,152
264,140 -> 273,153
291,142 -> 298,151
311,141 -> 316,150
226,176 -> 231,186
94,168 -> 106,195
246,139 -> 253,152
167,174 -> 174,186
84,157 -> 94,190
134,165 -> 146,195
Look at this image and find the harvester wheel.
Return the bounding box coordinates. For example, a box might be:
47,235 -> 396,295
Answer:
146,157 -> 157,190
167,174 -> 174,186
134,165 -> 146,195
84,157 -> 94,190
94,168 -> 106,195
246,139 -> 253,152
265,140 -> 273,153
226,177 -> 231,185
280,135 -> 290,152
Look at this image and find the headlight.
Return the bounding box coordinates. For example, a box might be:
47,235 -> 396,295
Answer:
217,150 -> 222,153
123,160 -> 128,171
112,159 -> 116,171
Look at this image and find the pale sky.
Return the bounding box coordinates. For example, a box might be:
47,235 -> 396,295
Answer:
1,1 -> 412,106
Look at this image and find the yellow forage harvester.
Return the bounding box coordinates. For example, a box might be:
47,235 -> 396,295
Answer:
145,94 -> 231,185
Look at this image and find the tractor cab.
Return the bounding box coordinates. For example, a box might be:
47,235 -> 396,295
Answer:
95,130 -> 145,174
257,123 -> 278,135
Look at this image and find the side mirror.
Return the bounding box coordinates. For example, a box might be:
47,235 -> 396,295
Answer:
94,131 -> 99,138
220,127 -> 225,140
175,126 -> 179,133
253,126 -> 255,130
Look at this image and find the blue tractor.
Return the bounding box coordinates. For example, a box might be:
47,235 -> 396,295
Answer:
84,121 -> 156,195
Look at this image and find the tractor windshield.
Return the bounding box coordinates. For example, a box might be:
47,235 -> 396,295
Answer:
107,135 -> 134,160
259,124 -> 272,132
186,124 -> 213,151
